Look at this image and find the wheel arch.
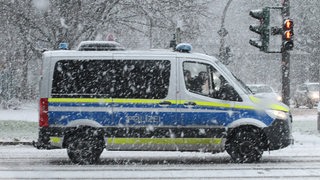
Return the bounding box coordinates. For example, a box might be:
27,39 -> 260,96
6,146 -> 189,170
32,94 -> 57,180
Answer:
227,118 -> 267,129
66,119 -> 103,128
62,119 -> 105,148
226,119 -> 269,151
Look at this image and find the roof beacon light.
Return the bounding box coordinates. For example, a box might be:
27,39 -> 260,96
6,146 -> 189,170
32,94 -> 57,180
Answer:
59,43 -> 69,50
175,43 -> 192,53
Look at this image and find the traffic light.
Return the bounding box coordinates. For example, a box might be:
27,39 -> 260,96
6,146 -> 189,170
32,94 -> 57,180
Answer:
282,18 -> 294,50
249,7 -> 270,52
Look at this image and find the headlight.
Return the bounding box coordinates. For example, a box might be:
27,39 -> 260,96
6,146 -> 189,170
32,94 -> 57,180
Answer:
266,109 -> 288,120
309,92 -> 319,100
277,95 -> 282,101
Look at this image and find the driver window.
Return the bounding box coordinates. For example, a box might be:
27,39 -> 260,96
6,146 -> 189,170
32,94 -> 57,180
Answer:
183,62 -> 210,95
183,61 -> 242,101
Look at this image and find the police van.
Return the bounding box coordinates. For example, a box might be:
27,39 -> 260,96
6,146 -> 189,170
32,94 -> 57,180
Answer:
34,42 -> 293,164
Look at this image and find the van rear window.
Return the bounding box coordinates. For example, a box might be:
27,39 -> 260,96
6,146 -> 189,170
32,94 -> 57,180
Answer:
52,60 -> 170,99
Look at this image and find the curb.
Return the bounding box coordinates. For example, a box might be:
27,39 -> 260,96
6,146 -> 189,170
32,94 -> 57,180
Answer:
0,142 -> 33,146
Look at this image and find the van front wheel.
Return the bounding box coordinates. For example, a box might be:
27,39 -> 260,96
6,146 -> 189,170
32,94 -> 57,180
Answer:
226,128 -> 263,163
66,129 -> 104,164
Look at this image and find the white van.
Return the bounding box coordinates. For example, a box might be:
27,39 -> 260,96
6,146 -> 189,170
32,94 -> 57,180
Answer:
34,42 -> 293,164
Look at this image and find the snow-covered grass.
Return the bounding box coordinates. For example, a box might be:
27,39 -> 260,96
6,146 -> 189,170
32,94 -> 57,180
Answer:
0,121 -> 38,142
0,102 -> 38,122
0,103 -> 38,142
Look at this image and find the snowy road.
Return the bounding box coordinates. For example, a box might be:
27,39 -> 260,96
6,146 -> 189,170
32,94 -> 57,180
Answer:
0,108 -> 320,179
1,132 -> 320,179
1,146 -> 320,179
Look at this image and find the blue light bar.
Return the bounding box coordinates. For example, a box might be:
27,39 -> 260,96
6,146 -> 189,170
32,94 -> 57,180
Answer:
59,43 -> 69,50
175,43 -> 192,53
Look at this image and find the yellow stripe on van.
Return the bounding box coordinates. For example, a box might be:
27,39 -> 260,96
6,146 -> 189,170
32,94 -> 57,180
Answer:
107,138 -> 222,145
48,98 -> 288,112
249,95 -> 261,103
248,95 -> 289,112
50,137 -> 61,144
234,104 -> 256,110
186,101 -> 232,108
113,99 -> 177,104
48,98 -> 243,110
270,104 -> 289,112
48,98 -> 177,104
49,98 -> 113,103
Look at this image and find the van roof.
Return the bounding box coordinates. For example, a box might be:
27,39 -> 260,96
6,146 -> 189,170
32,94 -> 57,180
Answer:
42,49 -> 218,62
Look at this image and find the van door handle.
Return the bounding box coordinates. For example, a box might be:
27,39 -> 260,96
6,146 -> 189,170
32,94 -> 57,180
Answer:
184,101 -> 197,106
159,101 -> 172,106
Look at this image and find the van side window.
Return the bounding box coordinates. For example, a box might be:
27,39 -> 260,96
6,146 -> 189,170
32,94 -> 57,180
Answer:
52,60 -> 170,99
183,61 -> 242,101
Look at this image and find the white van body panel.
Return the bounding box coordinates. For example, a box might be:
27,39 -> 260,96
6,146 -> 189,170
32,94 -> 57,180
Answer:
36,47 -> 292,156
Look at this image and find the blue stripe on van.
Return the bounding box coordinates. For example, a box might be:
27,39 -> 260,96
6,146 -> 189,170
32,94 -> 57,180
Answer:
48,102 -> 274,127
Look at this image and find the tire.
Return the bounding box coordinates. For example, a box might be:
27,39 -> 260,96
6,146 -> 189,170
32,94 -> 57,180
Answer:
225,127 -> 263,163
66,128 -> 105,164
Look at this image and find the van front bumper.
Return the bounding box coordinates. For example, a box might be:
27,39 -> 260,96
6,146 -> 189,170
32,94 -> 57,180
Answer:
263,118 -> 294,150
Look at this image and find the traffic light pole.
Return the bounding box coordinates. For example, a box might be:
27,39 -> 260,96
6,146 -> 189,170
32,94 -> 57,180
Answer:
248,1 -> 292,106
281,50 -> 290,106
281,0 -> 290,106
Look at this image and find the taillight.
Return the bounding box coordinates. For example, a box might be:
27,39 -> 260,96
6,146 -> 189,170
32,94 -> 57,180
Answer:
39,98 -> 49,127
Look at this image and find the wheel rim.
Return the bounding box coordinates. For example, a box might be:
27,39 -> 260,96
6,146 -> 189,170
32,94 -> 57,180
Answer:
227,129 -> 263,163
67,131 -> 104,164
239,141 -> 253,155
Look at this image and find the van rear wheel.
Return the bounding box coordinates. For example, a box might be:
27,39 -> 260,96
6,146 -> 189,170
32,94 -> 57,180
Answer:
226,128 -> 263,163
66,129 -> 104,164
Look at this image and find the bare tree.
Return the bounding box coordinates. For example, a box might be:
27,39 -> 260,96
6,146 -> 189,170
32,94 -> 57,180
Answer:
0,0 -> 211,103
291,0 -> 320,82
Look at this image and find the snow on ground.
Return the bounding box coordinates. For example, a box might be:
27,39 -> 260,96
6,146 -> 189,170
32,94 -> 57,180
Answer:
0,109 -> 38,122
0,103 -> 38,122
0,103 -> 38,142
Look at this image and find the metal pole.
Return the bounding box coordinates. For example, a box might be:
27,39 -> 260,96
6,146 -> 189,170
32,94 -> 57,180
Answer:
176,27 -> 181,44
318,108 -> 320,132
281,51 -> 290,106
318,51 -> 320,131
149,19 -> 153,49
281,0 -> 290,106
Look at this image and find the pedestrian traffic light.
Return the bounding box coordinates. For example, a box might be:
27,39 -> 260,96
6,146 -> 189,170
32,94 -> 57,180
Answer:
249,7 -> 270,52
282,18 -> 294,50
